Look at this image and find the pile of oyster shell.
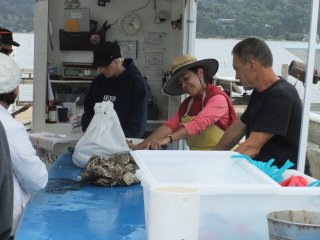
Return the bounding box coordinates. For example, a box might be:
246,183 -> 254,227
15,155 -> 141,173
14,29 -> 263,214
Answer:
80,152 -> 140,186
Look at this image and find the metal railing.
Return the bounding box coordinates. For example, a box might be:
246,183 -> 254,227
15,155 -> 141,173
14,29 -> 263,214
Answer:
21,68 -> 34,79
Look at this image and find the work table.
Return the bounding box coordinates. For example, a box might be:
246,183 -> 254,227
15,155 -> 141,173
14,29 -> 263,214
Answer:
15,151 -> 146,240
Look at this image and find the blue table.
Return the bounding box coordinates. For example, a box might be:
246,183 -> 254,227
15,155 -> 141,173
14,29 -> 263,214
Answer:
15,151 -> 146,240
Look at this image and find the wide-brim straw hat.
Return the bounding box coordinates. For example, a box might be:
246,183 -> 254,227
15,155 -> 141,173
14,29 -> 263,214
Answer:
163,54 -> 219,95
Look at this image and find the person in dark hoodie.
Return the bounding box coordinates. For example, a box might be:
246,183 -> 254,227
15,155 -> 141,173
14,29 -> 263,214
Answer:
81,41 -> 148,138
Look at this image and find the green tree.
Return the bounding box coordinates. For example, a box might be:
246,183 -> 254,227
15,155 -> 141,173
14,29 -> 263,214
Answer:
0,0 -> 35,32
197,0 -> 314,40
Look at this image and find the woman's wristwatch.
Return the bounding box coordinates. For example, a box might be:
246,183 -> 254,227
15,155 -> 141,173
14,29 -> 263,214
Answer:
167,135 -> 173,143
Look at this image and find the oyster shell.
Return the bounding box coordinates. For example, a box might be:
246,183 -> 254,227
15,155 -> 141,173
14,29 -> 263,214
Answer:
80,152 -> 140,187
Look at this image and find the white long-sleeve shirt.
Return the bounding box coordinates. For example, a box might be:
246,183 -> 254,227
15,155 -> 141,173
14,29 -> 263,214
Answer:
0,105 -> 48,235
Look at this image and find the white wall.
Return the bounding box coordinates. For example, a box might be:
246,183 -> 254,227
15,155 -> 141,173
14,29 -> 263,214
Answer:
47,0 -> 184,118
33,0 -> 192,138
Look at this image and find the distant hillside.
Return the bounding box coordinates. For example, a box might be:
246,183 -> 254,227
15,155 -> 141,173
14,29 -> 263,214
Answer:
0,0 -> 315,41
197,0 -> 314,40
0,0 -> 35,32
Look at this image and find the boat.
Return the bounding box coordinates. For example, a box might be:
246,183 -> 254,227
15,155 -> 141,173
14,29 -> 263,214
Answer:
11,0 -> 320,239
25,0 -> 319,166
285,42 -> 320,69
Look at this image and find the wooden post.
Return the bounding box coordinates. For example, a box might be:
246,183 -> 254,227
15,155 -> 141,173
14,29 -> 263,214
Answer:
281,64 -> 289,80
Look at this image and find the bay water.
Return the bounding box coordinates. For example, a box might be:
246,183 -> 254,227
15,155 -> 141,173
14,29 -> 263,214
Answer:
11,33 -> 320,102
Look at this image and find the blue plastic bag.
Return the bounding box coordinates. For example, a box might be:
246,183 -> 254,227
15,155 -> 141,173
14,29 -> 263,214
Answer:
307,180 -> 320,187
231,154 -> 294,183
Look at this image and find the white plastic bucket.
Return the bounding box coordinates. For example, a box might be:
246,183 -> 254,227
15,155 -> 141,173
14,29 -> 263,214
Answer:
147,185 -> 200,240
267,210 -> 320,240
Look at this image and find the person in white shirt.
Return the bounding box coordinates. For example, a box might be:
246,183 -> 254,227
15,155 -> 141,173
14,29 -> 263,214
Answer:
0,53 -> 48,236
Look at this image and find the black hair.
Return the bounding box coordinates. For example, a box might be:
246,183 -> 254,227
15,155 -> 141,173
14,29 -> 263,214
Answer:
0,48 -> 13,55
0,92 -> 16,105
232,37 -> 273,67
188,66 -> 212,83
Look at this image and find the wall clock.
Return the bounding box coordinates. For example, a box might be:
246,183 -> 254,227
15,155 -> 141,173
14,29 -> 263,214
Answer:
119,12 -> 141,36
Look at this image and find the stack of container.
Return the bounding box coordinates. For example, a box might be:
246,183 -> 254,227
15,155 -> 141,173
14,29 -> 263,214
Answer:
131,150 -> 320,240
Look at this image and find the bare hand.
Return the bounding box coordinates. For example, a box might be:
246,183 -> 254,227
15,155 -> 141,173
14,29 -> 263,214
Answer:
126,139 -> 150,150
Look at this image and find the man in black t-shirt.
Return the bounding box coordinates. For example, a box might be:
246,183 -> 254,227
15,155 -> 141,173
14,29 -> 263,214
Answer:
213,37 -> 310,173
240,77 -> 302,167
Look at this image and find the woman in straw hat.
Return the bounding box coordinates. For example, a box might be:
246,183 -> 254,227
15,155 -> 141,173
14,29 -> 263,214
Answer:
0,53 -> 48,237
129,54 -> 236,150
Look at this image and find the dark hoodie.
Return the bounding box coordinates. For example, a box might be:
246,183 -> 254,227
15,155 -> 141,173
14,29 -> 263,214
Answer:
81,59 -> 148,138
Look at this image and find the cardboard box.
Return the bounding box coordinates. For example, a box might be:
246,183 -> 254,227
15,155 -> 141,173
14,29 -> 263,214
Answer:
64,8 -> 90,32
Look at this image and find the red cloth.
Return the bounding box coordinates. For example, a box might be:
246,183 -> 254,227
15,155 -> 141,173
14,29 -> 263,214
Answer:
180,84 -> 236,130
164,84 -> 236,136
280,176 -> 308,187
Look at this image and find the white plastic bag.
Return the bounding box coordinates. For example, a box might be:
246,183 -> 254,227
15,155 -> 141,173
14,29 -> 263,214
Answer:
72,101 -> 129,168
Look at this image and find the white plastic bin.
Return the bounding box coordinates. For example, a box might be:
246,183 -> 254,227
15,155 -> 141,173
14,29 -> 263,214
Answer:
132,150 -> 320,240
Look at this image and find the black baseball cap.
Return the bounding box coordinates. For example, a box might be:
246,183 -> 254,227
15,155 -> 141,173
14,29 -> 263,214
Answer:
0,28 -> 20,47
92,41 -> 121,68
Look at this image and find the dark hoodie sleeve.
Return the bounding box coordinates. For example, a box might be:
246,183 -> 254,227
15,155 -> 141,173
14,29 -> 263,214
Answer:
123,71 -> 148,138
81,77 -> 97,131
